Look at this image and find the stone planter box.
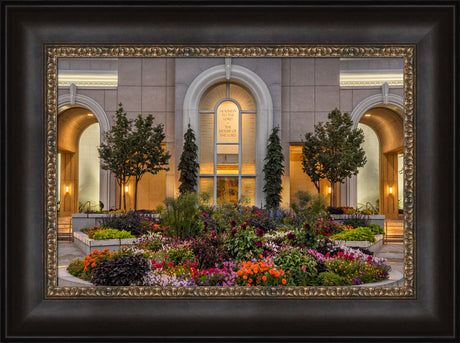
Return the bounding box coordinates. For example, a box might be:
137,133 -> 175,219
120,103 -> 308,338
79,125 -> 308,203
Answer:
329,214 -> 385,228
71,213 -> 159,233
73,231 -> 138,255
332,234 -> 384,253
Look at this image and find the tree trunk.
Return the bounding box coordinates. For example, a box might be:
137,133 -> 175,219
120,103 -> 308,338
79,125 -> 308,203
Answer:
123,180 -> 127,210
330,182 -> 335,207
134,178 -> 139,211
118,183 -> 122,209
314,181 -> 321,193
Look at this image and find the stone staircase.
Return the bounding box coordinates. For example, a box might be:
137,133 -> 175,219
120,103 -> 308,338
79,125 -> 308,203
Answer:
58,216 -> 73,241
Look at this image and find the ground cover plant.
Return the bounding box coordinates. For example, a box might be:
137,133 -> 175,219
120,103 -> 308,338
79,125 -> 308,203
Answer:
68,197 -> 391,287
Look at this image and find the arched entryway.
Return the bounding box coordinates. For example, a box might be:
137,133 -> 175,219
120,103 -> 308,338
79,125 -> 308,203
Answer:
356,106 -> 403,219
57,106 -> 101,216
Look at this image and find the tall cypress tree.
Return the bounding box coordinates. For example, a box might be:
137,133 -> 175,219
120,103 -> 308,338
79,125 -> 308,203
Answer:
178,124 -> 199,194
263,126 -> 285,209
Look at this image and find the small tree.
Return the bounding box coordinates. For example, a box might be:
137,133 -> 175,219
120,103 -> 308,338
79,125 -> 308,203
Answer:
98,104 -> 132,209
302,109 -> 366,207
178,124 -> 199,195
127,114 -> 171,210
263,126 -> 285,209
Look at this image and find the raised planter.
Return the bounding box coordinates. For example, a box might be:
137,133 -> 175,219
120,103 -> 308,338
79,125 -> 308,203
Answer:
330,214 -> 385,228
73,231 -> 138,255
332,234 -> 384,253
71,213 -> 160,233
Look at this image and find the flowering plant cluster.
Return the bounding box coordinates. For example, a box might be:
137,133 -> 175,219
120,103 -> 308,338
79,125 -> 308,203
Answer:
236,258 -> 287,287
69,205 -> 391,287
313,218 -> 347,237
82,248 -> 115,279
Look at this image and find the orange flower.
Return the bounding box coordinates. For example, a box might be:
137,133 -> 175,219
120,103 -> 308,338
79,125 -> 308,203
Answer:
243,275 -> 248,280
269,269 -> 274,275
237,270 -> 243,276
248,278 -> 253,283
274,272 -> 280,278
91,263 -> 96,268
282,279 -> 286,284
262,276 -> 267,281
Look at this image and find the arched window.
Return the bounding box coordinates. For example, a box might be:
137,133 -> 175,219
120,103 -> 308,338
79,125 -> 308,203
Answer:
199,82 -> 256,205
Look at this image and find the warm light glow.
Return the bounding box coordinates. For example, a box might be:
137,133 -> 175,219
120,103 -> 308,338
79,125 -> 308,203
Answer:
328,187 -> 332,194
87,113 -> 94,117
65,186 -> 69,193
125,186 -> 129,193
364,113 -> 371,117
389,186 -> 393,194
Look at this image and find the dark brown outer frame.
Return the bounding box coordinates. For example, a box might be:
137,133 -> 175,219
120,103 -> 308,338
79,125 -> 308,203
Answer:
1,2 -> 457,341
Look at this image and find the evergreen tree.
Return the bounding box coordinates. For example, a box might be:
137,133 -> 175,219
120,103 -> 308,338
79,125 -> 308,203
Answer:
178,124 -> 199,195
263,126 -> 285,209
127,114 -> 171,210
302,108 -> 366,207
98,104 -> 131,209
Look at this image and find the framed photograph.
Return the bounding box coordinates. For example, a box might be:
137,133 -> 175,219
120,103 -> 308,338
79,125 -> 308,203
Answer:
2,1 -> 457,341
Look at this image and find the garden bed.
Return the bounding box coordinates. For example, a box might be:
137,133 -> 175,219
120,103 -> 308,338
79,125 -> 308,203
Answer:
71,213 -> 159,233
332,234 -> 384,253
73,231 -> 138,255
329,214 -> 385,228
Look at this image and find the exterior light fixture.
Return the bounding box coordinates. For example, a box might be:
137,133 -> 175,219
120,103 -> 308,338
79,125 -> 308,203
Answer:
364,113 -> 371,117
328,187 -> 332,194
87,113 -> 94,117
389,186 -> 393,194
125,186 -> 129,193
65,186 -> 69,193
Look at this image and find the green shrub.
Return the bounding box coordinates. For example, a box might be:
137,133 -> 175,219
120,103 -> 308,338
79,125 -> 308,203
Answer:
291,223 -> 319,249
318,272 -> 348,286
162,192 -> 203,238
330,226 -> 375,243
99,211 -> 152,236
225,224 -> 264,261
91,255 -> 150,286
325,258 -> 390,284
367,223 -> 384,235
164,245 -> 197,266
88,228 -> 135,240
274,247 -> 318,286
343,214 -> 369,228
290,191 -> 328,224
67,258 -> 85,277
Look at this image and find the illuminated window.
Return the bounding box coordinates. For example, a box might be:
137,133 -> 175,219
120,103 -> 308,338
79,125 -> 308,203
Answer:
199,82 -> 256,205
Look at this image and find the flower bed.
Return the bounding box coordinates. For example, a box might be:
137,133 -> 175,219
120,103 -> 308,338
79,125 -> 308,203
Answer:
67,204 -> 392,287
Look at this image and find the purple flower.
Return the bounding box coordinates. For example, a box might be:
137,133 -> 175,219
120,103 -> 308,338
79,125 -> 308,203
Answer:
231,228 -> 237,237
255,240 -> 263,248
256,227 -> 264,237
230,220 -> 237,227
287,232 -> 296,240
304,223 -> 311,230
240,224 -> 247,231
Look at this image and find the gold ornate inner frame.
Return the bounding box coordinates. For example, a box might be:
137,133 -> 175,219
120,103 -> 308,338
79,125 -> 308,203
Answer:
45,45 -> 416,298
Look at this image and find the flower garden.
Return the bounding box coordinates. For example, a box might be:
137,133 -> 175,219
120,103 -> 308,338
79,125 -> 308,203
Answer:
67,193 -> 390,287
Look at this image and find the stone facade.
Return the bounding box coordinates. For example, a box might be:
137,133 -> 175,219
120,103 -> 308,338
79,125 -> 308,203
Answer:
57,57 -> 404,218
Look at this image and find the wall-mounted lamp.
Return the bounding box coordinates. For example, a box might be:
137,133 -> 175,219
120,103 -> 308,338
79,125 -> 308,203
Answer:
65,186 -> 69,193
364,113 -> 372,117
125,186 -> 129,193
389,186 -> 393,194
328,187 -> 332,194
87,113 -> 94,117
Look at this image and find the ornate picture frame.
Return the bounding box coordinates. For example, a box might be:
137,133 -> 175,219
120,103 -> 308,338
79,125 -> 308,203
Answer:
2,2 -> 456,341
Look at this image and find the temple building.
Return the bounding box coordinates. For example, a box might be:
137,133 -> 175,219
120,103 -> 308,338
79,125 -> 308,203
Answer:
57,57 -> 404,219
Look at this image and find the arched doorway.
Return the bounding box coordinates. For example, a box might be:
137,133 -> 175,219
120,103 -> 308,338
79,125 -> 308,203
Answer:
357,106 -> 403,219
57,106 -> 100,216
183,60 -> 273,206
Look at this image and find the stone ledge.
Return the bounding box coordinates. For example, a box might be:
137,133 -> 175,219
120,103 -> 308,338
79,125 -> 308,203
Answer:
73,231 -> 138,255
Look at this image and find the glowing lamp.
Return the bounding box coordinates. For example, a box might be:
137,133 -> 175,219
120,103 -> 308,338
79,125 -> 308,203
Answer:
389,186 -> 393,194
65,186 -> 69,193
328,187 -> 332,194
125,186 -> 129,193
